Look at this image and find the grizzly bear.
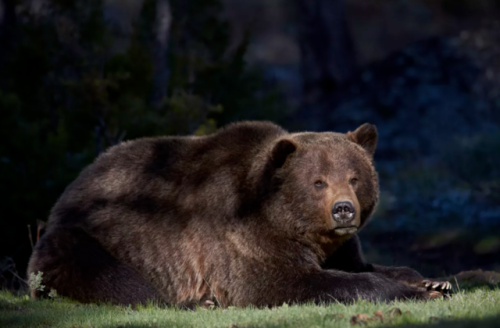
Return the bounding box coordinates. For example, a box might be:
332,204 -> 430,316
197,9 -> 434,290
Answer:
27,121 -> 451,307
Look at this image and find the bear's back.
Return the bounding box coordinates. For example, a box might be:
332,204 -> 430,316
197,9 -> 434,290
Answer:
47,121 -> 287,231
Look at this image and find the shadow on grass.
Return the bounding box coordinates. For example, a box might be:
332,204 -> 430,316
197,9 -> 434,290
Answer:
0,310 -> 93,328
0,298 -> 183,328
238,315 -> 500,328
0,311 -> 184,328
393,315 -> 500,328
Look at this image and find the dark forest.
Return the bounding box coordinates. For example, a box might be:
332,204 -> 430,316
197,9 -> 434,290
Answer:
1,0 -> 500,291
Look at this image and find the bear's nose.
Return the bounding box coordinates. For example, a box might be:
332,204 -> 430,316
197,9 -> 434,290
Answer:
332,201 -> 356,222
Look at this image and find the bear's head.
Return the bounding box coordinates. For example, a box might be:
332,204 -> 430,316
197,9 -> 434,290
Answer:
267,123 -> 379,258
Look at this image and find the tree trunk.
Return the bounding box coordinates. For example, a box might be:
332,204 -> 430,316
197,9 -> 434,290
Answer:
296,0 -> 356,110
151,0 -> 172,107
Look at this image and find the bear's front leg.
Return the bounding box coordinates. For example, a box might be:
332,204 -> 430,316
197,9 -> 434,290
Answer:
322,235 -> 452,296
370,264 -> 452,295
244,269 -> 443,306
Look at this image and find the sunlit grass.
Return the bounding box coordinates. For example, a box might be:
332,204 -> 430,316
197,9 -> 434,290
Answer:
1,288 -> 499,328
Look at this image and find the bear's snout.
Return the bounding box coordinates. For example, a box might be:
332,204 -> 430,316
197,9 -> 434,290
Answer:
332,201 -> 355,223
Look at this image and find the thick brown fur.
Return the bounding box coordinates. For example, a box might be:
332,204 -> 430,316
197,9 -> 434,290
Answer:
28,121 -> 447,307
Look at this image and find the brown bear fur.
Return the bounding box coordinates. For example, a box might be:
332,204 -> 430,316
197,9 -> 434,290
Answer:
27,121 -> 444,306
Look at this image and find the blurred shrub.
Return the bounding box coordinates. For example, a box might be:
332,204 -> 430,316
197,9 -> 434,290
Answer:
444,133 -> 500,203
372,132 -> 500,232
0,0 -> 285,275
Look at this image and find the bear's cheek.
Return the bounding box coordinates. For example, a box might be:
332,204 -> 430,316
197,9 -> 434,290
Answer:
289,194 -> 331,231
304,193 -> 338,231
317,197 -> 337,230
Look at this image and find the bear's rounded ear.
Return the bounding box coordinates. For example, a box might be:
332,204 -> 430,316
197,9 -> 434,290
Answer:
346,123 -> 378,156
271,139 -> 297,168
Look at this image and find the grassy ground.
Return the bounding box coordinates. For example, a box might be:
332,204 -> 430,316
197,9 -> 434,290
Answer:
1,287 -> 500,328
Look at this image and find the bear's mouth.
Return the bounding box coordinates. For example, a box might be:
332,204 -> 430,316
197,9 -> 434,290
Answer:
333,226 -> 358,236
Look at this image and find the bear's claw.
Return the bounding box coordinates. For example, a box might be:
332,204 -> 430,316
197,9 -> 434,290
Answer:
422,280 -> 452,294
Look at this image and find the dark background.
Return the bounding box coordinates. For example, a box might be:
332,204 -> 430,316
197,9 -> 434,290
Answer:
1,0 -> 499,290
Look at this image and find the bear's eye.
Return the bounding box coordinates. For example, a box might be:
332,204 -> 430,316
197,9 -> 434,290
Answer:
350,178 -> 358,185
314,180 -> 326,189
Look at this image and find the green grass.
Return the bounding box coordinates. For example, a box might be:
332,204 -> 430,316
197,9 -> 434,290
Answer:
1,288 -> 500,328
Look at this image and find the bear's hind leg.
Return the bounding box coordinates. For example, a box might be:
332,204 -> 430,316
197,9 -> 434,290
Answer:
27,227 -> 162,305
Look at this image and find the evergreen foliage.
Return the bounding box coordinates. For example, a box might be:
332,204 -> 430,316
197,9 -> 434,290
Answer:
0,0 -> 285,276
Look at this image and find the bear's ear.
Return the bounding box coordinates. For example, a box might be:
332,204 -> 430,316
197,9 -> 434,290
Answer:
271,139 -> 297,168
346,123 -> 378,156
